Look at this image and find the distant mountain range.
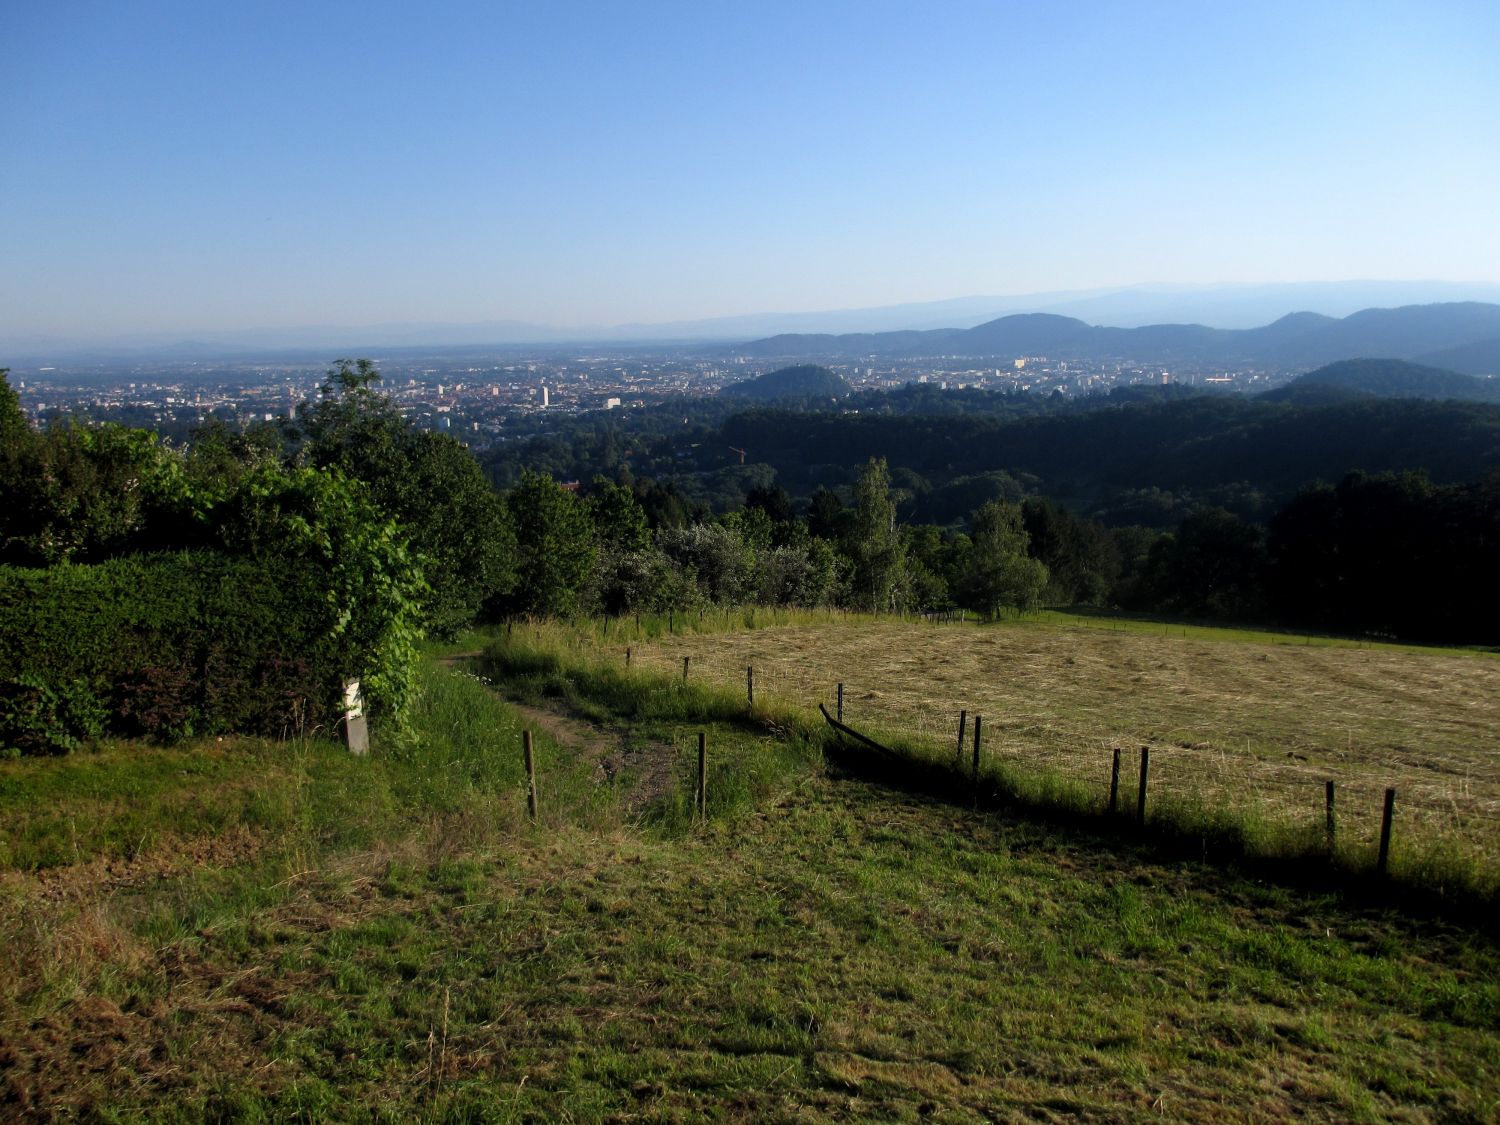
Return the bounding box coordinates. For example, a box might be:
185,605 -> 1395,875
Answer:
730,302 -> 1500,376
8,280 -> 1500,361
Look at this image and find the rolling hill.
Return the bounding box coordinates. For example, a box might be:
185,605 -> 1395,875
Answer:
719,364 -> 853,401
1260,359 -> 1500,405
730,301 -> 1500,369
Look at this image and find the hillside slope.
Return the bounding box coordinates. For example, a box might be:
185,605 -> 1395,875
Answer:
1261,358 -> 1500,404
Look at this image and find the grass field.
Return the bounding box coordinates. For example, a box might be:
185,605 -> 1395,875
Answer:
3,622 -> 1498,1119
580,614 -> 1500,877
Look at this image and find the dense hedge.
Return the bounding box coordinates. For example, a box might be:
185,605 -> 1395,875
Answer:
0,552 -> 345,753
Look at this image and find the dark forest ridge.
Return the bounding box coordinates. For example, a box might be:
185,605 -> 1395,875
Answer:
734,301 -> 1500,375
1262,358 -> 1500,405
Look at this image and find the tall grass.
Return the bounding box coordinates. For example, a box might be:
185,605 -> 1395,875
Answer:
481,618 -> 829,832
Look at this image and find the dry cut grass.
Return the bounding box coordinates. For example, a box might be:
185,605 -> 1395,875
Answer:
607,616 -> 1500,869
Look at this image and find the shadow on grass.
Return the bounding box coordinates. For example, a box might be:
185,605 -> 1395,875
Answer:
820,720 -> 1500,934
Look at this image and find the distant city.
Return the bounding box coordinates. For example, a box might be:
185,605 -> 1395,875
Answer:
5,349 -> 1290,449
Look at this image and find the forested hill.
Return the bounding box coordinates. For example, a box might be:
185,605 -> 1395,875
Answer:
720,364 -> 852,401
485,375 -> 1500,528
730,301 -> 1500,373
720,394 -> 1500,519
1260,358 -> 1500,404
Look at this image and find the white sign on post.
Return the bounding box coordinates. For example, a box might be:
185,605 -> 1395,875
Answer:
342,678 -> 369,755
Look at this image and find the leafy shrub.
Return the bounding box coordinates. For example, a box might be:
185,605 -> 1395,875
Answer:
0,551 -> 352,753
112,664 -> 196,743
0,675 -> 108,756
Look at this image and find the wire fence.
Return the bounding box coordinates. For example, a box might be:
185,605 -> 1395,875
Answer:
617,632 -> 1500,868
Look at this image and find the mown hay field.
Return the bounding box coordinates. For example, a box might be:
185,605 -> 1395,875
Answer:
610,616 -> 1500,867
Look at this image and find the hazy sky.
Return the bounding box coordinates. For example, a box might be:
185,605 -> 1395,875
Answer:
4,0 -> 1498,340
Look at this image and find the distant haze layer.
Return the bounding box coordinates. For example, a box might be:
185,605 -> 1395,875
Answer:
9,281 -> 1500,361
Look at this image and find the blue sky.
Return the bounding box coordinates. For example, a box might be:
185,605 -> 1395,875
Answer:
3,1 -> 1498,341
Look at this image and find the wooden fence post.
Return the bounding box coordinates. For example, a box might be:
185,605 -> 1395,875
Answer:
1377,788 -> 1396,875
1324,780 -> 1336,855
955,710 -> 967,768
1136,746 -> 1150,825
683,655 -> 690,683
696,732 -> 707,821
972,714 -> 983,778
523,730 -> 538,821
836,682 -> 844,724
1109,747 -> 1121,814
746,666 -> 754,714
625,646 -> 631,668
669,609 -> 674,634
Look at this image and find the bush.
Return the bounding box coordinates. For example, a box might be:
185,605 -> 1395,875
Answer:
112,664 -> 197,743
0,552 -> 348,752
0,675 -> 108,756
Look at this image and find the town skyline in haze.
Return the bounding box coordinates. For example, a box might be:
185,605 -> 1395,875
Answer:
4,2 -> 1498,345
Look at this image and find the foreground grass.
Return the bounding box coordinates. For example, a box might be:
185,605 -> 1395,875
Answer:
4,772 -> 1497,1119
3,654 -> 1497,1120
0,662 -> 609,1020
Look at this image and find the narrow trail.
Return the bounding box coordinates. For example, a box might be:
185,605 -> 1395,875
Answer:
507,699 -> 680,815
438,655 -> 680,815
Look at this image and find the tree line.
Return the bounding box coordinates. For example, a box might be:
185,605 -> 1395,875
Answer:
5,357 -> 1497,749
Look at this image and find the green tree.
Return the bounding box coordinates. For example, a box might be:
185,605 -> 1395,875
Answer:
1139,507 -> 1266,619
585,477 -> 671,615
0,370 -> 27,450
848,458 -> 906,612
1021,498 -> 1121,606
901,524 -> 952,611
292,360 -> 515,638
588,477 -> 652,553
506,472 -> 596,617
183,416 -> 282,500
807,486 -> 848,541
0,421 -> 188,565
721,505 -> 774,553
957,500 -> 1048,618
756,538 -> 838,607
212,463 -> 426,719
657,523 -> 754,606
744,483 -> 793,525
322,357 -> 383,395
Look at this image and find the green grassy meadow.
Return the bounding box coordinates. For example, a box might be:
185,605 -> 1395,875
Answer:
2,617 -> 1498,1120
